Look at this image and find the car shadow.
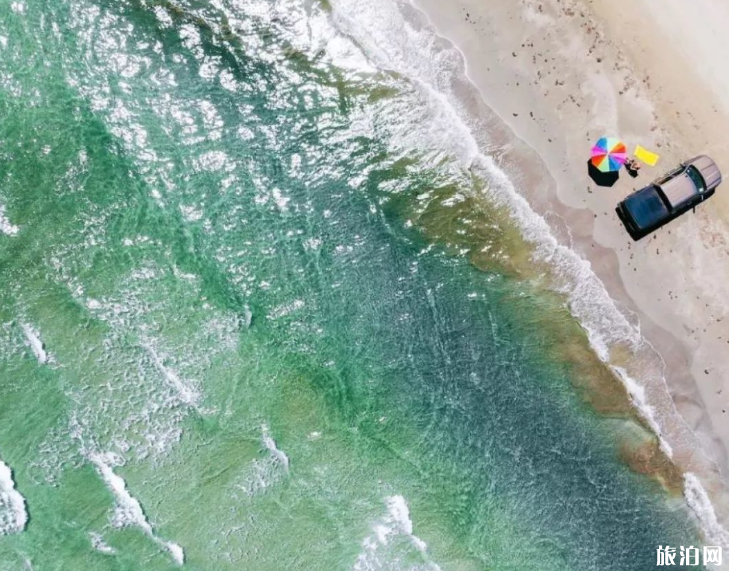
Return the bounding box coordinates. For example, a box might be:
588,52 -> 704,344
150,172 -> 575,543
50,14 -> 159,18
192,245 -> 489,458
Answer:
587,159 -> 620,187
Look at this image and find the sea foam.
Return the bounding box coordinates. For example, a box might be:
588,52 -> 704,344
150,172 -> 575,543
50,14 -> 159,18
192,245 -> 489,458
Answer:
613,366 -> 672,458
90,453 -> 185,565
21,323 -> 48,364
0,204 -> 19,236
355,495 -> 441,570
0,457 -> 28,535
90,531 -> 117,554
261,425 -> 290,473
684,473 -> 729,554
235,426 -> 291,497
143,341 -> 200,407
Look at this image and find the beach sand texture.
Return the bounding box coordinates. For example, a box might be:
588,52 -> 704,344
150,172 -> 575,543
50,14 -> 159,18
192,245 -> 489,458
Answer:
409,0 -> 729,535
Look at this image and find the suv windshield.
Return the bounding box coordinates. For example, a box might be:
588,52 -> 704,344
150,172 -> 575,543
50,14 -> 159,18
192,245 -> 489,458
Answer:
687,165 -> 706,192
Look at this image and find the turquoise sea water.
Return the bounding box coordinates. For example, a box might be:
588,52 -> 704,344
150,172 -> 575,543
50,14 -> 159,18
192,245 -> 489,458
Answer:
0,0 -> 707,569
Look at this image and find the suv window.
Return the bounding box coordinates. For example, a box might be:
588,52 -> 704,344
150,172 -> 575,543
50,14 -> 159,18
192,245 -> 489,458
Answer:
687,166 -> 706,192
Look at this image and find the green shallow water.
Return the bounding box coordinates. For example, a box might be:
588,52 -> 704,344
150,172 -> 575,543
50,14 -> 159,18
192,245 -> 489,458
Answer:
0,0 -> 706,569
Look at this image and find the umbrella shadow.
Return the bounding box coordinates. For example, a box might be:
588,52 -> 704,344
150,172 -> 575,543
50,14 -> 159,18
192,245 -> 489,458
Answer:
587,160 -> 620,187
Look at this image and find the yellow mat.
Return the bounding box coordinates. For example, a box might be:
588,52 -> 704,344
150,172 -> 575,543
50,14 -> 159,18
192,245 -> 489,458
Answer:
634,145 -> 660,166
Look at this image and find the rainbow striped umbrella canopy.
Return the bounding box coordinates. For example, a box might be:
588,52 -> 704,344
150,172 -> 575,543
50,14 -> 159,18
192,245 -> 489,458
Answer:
590,137 -> 627,173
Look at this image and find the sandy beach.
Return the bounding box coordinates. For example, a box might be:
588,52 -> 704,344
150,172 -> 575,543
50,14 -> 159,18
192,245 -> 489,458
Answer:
408,0 -> 729,539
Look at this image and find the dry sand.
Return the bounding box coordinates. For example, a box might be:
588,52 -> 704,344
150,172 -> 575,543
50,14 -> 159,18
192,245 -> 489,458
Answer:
408,0 -> 729,537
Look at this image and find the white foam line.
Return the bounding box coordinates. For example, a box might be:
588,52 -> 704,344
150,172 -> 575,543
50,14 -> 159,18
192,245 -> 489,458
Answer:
21,323 -> 47,365
143,342 -> 200,407
266,299 -> 305,320
355,495 -> 441,570
90,531 -> 117,554
90,453 -> 185,565
613,366 -> 673,458
385,496 -> 423,551
0,457 -> 28,535
684,474 -> 729,554
261,425 -> 289,473
0,204 -> 19,236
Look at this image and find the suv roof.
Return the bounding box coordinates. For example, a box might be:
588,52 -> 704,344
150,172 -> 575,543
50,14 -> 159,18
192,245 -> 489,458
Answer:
687,155 -> 722,190
623,185 -> 669,229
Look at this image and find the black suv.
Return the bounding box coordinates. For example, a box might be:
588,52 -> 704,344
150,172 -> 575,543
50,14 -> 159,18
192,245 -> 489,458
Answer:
616,155 -> 722,240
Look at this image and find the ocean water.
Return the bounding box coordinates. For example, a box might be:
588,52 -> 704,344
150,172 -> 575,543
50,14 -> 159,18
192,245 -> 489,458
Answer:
0,0 -> 710,570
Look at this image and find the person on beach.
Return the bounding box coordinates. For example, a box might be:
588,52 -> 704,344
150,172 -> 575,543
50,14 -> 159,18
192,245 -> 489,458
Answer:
625,158 -> 641,177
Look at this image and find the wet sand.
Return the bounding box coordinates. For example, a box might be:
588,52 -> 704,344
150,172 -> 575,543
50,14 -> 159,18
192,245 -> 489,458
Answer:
408,0 -> 729,538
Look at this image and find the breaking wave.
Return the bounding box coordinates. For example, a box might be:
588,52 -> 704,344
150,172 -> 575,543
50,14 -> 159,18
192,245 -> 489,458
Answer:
354,495 -> 441,571
90,452 -> 185,565
22,323 -> 48,365
0,456 -> 28,535
0,204 -> 19,236
684,473 -> 729,554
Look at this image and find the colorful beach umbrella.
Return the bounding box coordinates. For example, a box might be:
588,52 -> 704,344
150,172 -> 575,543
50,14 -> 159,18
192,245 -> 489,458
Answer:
591,137 -> 627,173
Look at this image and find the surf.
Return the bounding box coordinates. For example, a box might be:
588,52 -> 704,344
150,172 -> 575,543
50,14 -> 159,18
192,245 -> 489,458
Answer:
0,457 -> 28,536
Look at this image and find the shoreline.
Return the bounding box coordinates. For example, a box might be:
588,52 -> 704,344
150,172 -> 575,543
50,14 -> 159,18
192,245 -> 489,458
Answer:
408,0 -> 729,538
